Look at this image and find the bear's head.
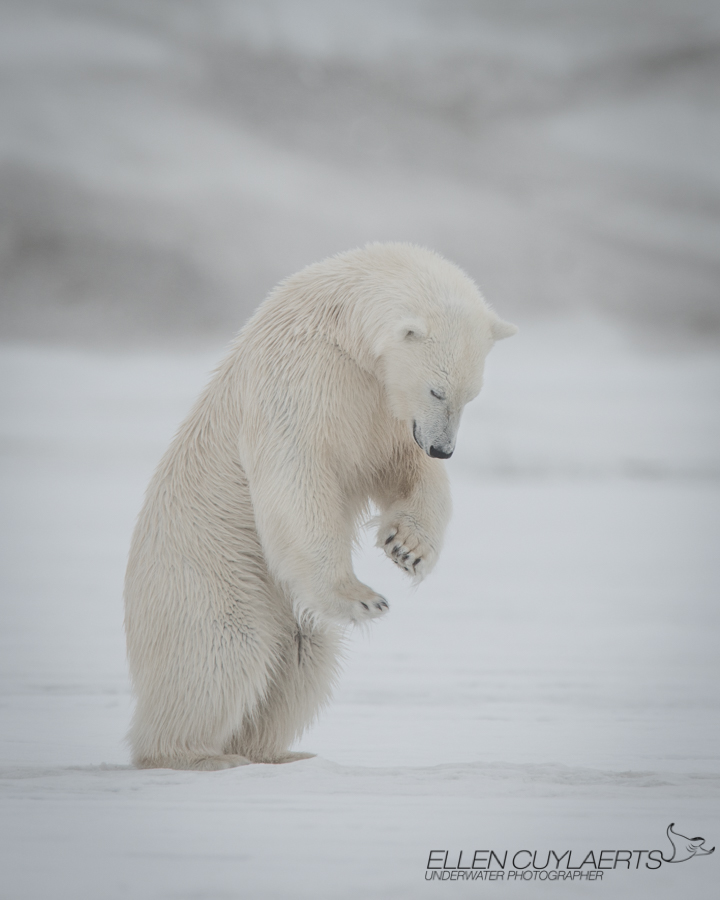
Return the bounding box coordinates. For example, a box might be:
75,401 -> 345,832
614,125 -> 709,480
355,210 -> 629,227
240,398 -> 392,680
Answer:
376,292 -> 516,460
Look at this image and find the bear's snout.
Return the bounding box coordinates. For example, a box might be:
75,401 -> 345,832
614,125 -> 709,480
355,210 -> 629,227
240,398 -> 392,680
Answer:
413,420 -> 455,459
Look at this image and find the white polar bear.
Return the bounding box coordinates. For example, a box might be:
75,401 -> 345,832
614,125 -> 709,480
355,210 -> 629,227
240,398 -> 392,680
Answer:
124,243 -> 516,770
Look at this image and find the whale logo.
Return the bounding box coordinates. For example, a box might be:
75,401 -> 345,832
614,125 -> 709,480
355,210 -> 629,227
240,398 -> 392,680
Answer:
662,823 -> 715,863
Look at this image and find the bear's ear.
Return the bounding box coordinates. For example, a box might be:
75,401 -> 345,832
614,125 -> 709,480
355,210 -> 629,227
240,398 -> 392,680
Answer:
396,317 -> 428,343
491,317 -> 518,341
372,316 -> 428,359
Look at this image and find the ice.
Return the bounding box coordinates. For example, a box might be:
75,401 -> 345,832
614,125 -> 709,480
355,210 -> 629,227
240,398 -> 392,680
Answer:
1,320 -> 718,898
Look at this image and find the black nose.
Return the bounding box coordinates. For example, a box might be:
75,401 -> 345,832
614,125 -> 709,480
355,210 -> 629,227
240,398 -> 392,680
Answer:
429,446 -> 453,459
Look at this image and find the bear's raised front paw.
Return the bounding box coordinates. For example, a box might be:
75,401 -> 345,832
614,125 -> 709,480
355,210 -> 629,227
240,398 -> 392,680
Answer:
377,518 -> 437,581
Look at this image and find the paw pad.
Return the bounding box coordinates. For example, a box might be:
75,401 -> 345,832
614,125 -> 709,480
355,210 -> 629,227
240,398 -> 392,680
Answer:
378,519 -> 436,580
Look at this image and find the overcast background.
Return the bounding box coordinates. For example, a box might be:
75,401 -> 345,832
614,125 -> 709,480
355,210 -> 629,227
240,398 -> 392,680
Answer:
1,0 -> 719,344
1,3 -> 719,899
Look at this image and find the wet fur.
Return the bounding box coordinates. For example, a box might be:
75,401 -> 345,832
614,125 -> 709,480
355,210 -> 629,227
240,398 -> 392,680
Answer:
124,243 -> 515,770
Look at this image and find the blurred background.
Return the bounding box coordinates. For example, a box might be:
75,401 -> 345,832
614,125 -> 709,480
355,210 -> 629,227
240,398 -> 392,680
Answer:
2,6 -> 720,897
2,0 -> 719,344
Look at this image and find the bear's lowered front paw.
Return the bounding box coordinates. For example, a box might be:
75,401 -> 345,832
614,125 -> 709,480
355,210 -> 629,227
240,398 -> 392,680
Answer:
377,517 -> 438,582
332,578 -> 389,624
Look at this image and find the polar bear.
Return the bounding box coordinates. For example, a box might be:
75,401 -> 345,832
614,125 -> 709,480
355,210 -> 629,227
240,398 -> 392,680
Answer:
124,243 -> 516,770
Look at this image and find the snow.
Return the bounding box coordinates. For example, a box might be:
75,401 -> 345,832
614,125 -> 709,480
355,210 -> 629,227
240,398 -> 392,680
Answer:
2,0 -> 718,893
1,320 -> 719,899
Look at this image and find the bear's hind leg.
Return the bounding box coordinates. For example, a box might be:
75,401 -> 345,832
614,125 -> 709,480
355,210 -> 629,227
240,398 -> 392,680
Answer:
128,622 -> 277,772
227,620 -> 342,764
134,753 -> 252,771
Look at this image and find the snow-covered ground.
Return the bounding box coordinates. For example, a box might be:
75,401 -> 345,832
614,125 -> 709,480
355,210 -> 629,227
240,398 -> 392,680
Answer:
1,320 -> 718,899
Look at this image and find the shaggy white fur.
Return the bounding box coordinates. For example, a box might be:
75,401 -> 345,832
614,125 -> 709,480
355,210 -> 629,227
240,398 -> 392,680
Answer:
124,243 -> 516,770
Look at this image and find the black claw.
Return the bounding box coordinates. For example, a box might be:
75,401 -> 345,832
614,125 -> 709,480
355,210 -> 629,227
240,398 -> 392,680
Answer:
401,552 -> 410,561
384,534 -> 395,545
360,602 -> 368,610
413,558 -> 421,569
